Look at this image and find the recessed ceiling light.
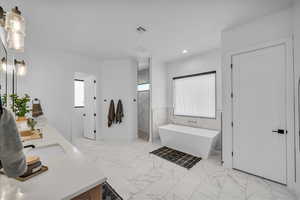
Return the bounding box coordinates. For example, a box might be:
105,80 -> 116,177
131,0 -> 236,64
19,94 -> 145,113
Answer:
182,49 -> 188,54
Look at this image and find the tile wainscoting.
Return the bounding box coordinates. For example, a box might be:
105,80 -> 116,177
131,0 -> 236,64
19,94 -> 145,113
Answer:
151,107 -> 168,141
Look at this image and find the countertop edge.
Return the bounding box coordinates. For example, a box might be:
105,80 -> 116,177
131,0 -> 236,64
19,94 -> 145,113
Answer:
62,177 -> 107,200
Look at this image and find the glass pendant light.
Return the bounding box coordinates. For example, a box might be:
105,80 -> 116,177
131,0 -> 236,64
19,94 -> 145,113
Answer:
1,57 -> 14,74
15,59 -> 26,76
5,7 -> 25,52
7,31 -> 24,51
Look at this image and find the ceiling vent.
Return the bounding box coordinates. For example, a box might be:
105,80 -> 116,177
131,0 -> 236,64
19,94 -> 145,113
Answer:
136,25 -> 147,33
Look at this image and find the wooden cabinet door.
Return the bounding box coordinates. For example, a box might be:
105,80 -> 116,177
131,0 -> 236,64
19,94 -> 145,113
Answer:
72,185 -> 102,200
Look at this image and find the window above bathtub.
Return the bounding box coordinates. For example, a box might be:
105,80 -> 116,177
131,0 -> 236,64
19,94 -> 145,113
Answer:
173,71 -> 216,119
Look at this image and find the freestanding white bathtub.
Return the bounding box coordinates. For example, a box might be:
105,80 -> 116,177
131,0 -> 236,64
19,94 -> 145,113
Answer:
158,124 -> 219,159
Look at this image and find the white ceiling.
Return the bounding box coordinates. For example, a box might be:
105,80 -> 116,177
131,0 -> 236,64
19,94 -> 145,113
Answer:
2,0 -> 293,63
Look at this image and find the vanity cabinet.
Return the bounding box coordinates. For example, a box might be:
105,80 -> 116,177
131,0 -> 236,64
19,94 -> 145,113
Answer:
71,185 -> 102,200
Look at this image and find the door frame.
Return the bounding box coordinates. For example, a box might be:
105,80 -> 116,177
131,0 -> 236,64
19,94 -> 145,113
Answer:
83,75 -> 97,141
149,57 -> 153,143
231,42 -> 288,184
137,57 -> 153,142
225,38 -> 295,188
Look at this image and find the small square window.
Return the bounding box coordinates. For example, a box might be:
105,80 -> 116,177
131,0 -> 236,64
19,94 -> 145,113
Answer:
137,83 -> 150,91
74,80 -> 85,108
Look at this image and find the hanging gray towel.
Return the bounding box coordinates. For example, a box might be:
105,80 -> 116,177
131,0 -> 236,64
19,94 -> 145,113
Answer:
0,108 -> 27,177
116,100 -> 124,124
108,100 -> 115,127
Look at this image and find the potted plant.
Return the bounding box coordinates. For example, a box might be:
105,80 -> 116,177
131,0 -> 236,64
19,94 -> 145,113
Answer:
27,118 -> 37,131
1,94 -> 7,107
10,94 -> 31,121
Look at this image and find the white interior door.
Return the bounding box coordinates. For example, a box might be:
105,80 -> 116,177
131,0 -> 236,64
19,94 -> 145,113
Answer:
83,76 -> 97,140
232,44 -> 287,184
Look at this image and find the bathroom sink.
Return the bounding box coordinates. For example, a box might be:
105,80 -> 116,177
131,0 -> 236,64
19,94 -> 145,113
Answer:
25,143 -> 66,158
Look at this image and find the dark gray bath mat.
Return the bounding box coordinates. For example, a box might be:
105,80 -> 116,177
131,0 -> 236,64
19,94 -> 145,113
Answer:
150,146 -> 202,169
103,181 -> 123,200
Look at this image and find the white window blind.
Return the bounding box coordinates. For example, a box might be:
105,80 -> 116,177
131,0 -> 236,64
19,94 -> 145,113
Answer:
173,72 -> 216,118
74,80 -> 85,107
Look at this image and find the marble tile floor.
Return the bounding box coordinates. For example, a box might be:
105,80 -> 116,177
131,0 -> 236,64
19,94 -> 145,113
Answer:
73,138 -> 297,200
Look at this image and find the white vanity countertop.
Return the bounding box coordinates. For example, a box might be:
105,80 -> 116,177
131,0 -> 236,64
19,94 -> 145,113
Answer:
0,122 -> 107,200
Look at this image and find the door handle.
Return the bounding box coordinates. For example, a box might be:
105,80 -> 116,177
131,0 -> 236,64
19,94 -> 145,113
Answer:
272,129 -> 286,134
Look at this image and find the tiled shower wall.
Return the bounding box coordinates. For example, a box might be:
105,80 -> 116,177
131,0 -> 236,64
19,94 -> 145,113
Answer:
138,69 -> 150,134
138,91 -> 150,133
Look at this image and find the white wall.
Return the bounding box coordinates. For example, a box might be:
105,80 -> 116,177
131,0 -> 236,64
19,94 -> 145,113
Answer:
221,7 -> 296,189
166,49 -> 222,150
293,0 -> 300,197
98,59 -> 138,141
17,49 -> 100,141
72,72 -> 92,140
151,59 -> 168,141
17,49 -> 138,142
166,49 -> 222,128
222,9 -> 293,53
